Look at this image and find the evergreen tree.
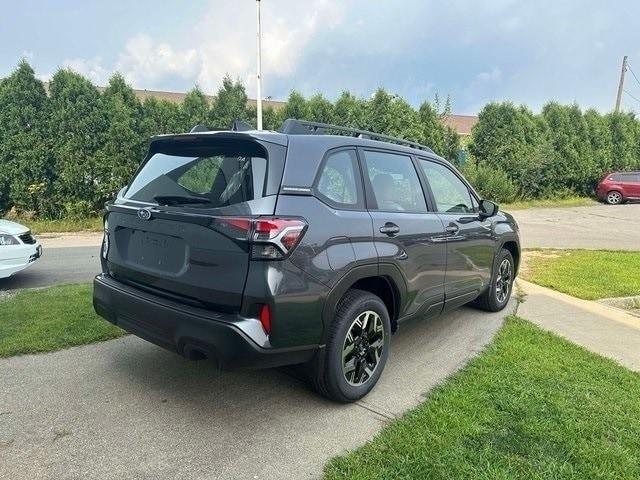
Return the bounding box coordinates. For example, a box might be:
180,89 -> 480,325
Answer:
210,75 -> 249,128
98,73 -> 145,203
47,68 -> 106,216
281,91 -> 309,120
333,91 -> 368,128
179,87 -> 211,131
306,93 -> 334,123
0,60 -> 50,215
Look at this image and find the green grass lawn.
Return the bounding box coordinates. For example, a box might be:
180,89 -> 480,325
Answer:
522,249 -> 640,300
2,216 -> 103,234
501,196 -> 597,211
0,283 -> 124,357
325,317 -> 640,480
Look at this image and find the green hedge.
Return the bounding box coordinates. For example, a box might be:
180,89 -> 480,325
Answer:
1,60 -> 639,218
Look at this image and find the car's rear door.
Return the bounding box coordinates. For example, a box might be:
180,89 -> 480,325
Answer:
360,148 -> 447,319
628,173 -> 640,197
103,133 -> 286,313
418,158 -> 496,310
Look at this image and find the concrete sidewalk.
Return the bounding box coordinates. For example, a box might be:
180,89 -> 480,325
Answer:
517,279 -> 640,372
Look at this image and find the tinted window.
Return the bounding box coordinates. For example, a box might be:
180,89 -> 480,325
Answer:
316,150 -> 360,207
420,160 -> 475,213
363,150 -> 427,212
125,151 -> 267,207
610,173 -> 640,182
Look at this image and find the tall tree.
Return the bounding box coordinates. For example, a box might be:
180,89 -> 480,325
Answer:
98,73 -> 145,202
179,87 -> 211,131
332,91 -> 368,128
0,60 -> 50,215
281,91 -> 309,120
47,68 -> 106,215
541,102 -> 593,194
210,75 -> 249,128
306,93 -> 334,124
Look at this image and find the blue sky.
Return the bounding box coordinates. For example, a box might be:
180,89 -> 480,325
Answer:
3,0 -> 640,114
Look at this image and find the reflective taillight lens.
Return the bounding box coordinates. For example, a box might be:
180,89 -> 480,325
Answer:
259,304 -> 272,335
210,216 -> 307,260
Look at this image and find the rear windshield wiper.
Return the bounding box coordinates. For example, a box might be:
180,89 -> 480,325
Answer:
153,195 -> 212,206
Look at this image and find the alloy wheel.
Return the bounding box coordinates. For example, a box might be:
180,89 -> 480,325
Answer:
342,310 -> 385,386
607,191 -> 622,204
495,258 -> 513,304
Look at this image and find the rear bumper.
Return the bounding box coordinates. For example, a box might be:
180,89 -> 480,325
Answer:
93,274 -> 318,369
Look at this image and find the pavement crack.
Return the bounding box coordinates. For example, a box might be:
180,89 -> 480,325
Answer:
354,400 -> 396,421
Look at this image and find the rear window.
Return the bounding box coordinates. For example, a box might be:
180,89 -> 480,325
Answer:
125,139 -> 268,207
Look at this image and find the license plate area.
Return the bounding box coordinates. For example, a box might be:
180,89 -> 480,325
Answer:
122,229 -> 186,274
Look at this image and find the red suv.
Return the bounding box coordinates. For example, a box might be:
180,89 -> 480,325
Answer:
596,171 -> 640,204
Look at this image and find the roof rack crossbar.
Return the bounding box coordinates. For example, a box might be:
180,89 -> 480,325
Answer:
279,119 -> 433,153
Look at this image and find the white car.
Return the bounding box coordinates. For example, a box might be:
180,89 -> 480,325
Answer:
0,220 -> 43,279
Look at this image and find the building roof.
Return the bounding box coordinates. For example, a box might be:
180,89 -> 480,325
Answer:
441,114 -> 479,136
41,81 -> 476,135
42,81 -> 287,110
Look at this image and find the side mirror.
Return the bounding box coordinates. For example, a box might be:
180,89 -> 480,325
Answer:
479,199 -> 499,218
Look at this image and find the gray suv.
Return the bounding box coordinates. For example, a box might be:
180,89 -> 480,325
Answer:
93,119 -> 520,402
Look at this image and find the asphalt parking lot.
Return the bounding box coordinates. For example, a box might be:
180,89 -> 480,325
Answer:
511,202 -> 640,250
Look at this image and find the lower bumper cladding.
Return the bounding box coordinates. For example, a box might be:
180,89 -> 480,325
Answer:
92,274 -> 317,369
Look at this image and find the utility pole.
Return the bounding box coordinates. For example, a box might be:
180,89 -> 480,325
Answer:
615,55 -> 628,113
256,0 -> 263,130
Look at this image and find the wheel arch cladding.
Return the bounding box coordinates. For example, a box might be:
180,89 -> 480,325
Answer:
349,276 -> 399,332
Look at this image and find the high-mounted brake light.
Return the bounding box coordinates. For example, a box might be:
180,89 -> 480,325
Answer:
211,216 -> 307,260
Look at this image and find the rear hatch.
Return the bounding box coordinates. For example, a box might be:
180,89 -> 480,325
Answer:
104,133 -> 286,312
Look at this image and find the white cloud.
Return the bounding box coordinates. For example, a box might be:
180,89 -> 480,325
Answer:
61,0 -> 349,95
62,56 -> 110,85
115,34 -> 201,87
476,67 -> 502,82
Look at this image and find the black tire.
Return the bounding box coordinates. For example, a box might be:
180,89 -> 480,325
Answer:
472,248 -> 515,312
308,289 -> 391,403
605,190 -> 623,205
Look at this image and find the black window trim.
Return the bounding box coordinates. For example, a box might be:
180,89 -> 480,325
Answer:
358,146 -> 431,214
312,146 -> 366,211
416,156 -> 482,215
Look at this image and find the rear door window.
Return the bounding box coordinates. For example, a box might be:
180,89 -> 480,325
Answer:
125,142 -> 267,208
362,150 -> 427,212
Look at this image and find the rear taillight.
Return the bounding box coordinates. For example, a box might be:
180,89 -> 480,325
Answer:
211,216 -> 307,260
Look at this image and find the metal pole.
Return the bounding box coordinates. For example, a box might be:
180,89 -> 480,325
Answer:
256,0 -> 263,130
615,55 -> 628,113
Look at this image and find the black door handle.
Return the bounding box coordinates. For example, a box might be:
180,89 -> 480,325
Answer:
379,222 -> 400,236
445,224 -> 459,235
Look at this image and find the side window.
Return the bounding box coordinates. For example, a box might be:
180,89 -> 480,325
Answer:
420,160 -> 475,214
316,150 -> 360,207
363,150 -> 427,212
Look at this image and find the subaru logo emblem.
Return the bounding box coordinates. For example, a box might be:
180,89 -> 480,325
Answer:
137,208 -> 152,221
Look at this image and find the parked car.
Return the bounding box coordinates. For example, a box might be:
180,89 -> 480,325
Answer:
0,220 -> 42,279
596,171 -> 640,204
93,119 -> 520,402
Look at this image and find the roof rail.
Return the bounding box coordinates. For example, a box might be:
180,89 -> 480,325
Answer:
279,118 -> 433,153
